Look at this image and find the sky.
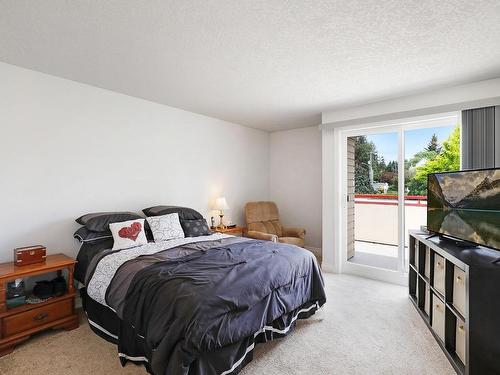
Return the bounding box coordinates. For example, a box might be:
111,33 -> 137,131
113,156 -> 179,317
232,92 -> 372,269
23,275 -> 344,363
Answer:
366,124 -> 456,163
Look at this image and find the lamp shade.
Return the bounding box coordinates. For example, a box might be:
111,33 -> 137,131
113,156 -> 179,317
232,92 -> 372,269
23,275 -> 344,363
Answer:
214,197 -> 229,210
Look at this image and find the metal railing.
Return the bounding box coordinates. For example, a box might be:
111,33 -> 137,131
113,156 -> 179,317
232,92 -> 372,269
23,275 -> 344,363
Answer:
354,194 -> 427,207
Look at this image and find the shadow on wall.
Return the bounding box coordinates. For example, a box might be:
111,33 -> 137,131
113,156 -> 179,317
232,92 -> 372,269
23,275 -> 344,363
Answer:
2,218 -> 81,264
1,208 -> 245,264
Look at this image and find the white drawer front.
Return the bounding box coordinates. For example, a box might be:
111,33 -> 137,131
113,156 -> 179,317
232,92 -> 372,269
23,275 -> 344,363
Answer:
453,265 -> 466,316
456,319 -> 466,364
433,254 -> 445,295
424,284 -> 430,315
432,297 -> 445,342
424,246 -> 430,278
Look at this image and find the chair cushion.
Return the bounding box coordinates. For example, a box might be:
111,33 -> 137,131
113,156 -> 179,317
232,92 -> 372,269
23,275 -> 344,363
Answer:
245,201 -> 282,236
278,237 -> 305,247
248,220 -> 282,236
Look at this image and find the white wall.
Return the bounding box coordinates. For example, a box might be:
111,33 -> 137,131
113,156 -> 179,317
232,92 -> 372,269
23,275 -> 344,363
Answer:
269,126 -> 322,249
0,63 -> 269,263
322,78 -> 500,127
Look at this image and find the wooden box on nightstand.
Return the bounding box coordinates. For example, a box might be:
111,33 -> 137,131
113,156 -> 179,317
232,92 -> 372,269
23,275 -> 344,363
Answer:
0,254 -> 79,356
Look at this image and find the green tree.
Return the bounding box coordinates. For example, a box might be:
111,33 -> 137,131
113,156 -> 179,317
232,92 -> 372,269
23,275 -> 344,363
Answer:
354,136 -> 375,193
409,150 -> 438,167
426,133 -> 442,153
408,125 -> 461,194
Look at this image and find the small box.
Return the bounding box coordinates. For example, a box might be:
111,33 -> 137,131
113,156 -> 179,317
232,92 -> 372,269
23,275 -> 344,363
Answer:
6,296 -> 26,309
13,245 -> 47,266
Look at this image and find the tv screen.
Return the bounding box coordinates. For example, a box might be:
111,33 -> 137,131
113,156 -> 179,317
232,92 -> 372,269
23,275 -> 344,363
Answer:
427,168 -> 500,250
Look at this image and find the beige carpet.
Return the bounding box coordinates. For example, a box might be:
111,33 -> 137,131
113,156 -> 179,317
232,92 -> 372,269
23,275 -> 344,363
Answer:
0,274 -> 455,375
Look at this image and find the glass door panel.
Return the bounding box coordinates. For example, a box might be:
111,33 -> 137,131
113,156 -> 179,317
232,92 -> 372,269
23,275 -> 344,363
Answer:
403,124 -> 460,271
347,132 -> 400,271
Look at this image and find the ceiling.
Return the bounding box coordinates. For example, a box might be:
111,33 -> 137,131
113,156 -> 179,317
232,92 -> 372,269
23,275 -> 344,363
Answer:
1,1 -> 500,131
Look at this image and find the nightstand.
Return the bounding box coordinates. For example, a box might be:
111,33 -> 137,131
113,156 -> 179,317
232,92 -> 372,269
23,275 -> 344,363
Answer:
0,254 -> 79,356
212,226 -> 246,236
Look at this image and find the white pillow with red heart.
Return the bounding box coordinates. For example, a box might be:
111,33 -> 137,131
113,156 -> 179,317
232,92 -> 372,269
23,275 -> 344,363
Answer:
109,218 -> 148,250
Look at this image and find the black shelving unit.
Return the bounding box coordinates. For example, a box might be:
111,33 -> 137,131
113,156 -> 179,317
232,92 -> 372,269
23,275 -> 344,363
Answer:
409,230 -> 500,375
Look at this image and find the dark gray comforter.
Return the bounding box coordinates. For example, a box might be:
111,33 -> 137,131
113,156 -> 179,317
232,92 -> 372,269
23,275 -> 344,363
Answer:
86,236 -> 326,375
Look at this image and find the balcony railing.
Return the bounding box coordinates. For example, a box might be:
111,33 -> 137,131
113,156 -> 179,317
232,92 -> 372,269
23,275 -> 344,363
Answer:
355,194 -> 427,206
353,194 -> 427,246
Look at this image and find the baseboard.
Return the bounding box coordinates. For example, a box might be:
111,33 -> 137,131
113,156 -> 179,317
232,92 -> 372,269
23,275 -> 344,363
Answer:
304,246 -> 321,258
342,264 -> 408,286
321,263 -> 337,273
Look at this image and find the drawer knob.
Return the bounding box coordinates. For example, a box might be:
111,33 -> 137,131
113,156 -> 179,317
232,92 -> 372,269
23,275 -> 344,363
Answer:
458,325 -> 465,331
33,312 -> 48,321
456,276 -> 463,282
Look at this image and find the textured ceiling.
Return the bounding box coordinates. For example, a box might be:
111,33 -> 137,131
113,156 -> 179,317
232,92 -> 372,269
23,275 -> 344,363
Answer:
1,1 -> 500,131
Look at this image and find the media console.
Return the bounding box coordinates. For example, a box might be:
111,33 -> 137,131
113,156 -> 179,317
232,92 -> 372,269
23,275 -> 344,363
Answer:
409,230 -> 500,375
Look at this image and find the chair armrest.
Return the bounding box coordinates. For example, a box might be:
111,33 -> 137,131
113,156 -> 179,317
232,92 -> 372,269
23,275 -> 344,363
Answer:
246,230 -> 278,242
282,227 -> 306,239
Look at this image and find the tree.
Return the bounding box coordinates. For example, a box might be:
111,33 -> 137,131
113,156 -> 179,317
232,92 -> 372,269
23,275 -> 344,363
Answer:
426,133 -> 442,153
379,170 -> 396,184
409,125 -> 461,194
409,150 -> 438,167
355,165 -> 374,193
353,136 -> 375,193
386,160 -> 397,173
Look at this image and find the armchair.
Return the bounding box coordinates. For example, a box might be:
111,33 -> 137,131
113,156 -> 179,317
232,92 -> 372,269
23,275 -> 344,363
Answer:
244,201 -> 306,247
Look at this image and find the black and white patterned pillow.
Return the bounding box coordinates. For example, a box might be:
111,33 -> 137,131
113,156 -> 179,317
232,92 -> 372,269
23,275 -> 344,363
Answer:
146,213 -> 185,242
181,219 -> 212,237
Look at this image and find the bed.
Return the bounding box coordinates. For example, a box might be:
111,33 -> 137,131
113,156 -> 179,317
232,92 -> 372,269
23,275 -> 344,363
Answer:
75,209 -> 326,375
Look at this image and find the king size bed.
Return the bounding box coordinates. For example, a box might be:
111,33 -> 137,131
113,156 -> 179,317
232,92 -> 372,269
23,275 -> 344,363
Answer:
74,206 -> 326,375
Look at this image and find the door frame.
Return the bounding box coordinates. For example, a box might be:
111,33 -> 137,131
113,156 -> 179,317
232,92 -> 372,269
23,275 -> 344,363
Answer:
326,111 -> 460,285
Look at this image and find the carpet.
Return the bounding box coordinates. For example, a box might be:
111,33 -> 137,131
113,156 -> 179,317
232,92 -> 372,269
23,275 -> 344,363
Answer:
0,274 -> 455,374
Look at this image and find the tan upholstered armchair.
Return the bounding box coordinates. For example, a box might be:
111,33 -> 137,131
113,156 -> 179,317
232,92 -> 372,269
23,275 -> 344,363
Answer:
244,201 -> 306,247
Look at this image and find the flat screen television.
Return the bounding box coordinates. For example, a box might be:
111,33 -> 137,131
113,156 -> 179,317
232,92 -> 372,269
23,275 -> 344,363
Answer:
427,167 -> 500,250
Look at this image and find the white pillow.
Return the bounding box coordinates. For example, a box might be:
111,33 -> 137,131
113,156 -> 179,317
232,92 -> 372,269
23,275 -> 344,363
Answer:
109,218 -> 148,250
146,213 -> 185,242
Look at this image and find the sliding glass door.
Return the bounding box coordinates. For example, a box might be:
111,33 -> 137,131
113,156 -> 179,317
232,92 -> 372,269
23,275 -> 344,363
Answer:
341,115 -> 460,283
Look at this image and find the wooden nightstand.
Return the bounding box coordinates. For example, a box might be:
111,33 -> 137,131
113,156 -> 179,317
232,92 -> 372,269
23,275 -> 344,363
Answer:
0,254 -> 79,356
212,226 -> 246,236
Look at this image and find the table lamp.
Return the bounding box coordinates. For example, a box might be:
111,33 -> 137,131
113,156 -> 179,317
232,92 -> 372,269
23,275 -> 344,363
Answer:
214,197 -> 229,229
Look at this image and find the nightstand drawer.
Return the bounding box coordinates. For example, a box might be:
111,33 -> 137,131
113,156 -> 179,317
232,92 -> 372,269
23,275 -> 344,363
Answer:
2,299 -> 72,337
